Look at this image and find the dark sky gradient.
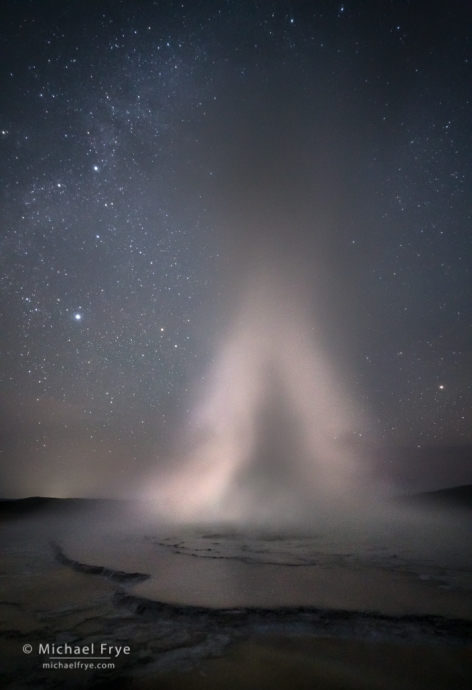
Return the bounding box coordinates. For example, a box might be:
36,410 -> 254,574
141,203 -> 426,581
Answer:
1,1 -> 471,498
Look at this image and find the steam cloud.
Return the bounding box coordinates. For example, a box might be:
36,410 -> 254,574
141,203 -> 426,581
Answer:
144,260 -> 368,524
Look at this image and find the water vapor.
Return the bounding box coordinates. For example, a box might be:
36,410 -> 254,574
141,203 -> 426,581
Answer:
144,258 -> 369,524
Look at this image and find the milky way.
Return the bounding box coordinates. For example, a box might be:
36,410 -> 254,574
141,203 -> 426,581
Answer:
0,2 -> 471,499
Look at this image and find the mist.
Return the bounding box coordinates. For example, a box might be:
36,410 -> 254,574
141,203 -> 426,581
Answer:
140,247 -> 380,527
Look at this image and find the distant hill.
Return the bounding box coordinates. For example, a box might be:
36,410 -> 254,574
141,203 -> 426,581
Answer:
1,487 -> 471,521
0,496 -> 125,518
404,485 -> 472,510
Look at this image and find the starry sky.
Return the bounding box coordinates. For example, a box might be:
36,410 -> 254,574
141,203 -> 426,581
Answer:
1,1 -> 471,498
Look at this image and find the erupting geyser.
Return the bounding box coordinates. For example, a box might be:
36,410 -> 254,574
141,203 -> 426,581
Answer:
145,262 -> 368,524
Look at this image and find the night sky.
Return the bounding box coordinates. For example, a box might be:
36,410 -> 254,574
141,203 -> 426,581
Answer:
1,1 -> 471,499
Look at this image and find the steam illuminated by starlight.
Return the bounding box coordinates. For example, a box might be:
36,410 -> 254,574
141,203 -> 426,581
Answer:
144,262 -> 367,523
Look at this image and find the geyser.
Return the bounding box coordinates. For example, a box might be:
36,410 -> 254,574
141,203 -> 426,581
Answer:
145,264 -> 367,523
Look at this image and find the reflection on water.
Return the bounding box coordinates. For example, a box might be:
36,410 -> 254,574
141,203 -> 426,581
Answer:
58,504 -> 472,618
2,506 -> 470,689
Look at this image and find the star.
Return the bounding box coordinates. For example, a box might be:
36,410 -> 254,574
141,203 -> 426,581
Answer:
0,0 -> 470,502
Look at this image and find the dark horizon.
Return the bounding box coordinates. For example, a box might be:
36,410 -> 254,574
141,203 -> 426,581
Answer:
1,442 -> 471,500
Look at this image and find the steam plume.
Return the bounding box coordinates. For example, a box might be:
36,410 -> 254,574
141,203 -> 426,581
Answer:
145,262 -> 367,524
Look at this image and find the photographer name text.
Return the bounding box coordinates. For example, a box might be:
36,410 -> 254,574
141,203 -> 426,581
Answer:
38,643 -> 130,658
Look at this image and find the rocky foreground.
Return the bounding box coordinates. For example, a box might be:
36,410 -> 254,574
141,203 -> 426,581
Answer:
1,507 -> 471,688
